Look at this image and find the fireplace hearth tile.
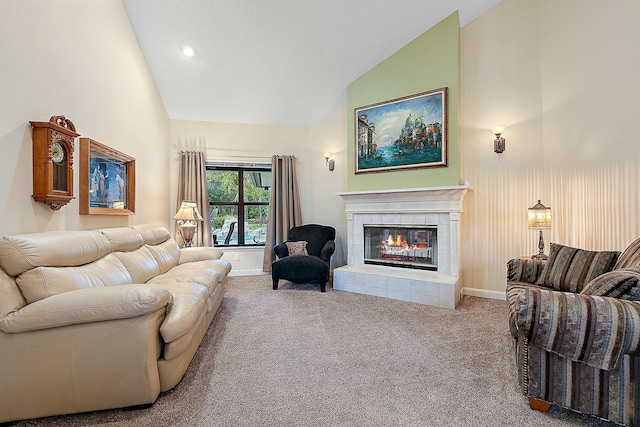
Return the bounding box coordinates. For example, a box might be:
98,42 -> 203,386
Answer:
333,264 -> 459,309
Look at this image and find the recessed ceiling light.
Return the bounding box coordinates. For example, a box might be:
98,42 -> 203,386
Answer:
182,44 -> 197,57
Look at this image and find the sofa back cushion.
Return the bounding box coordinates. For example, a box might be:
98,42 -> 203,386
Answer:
99,226 -> 145,252
114,247 -> 161,283
614,237 -> 640,270
536,243 -> 620,292
16,254 -> 133,304
133,224 -> 180,274
0,230 -> 111,277
99,226 -> 161,283
0,268 -> 26,319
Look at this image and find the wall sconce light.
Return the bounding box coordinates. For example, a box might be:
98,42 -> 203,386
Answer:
173,200 -> 204,247
323,152 -> 335,171
528,199 -> 552,260
492,125 -> 506,153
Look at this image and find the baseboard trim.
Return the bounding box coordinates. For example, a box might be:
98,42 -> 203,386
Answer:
461,287 -> 505,301
229,270 -> 267,277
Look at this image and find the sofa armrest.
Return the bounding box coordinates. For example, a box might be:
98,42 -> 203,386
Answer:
515,287 -> 640,370
0,285 -> 172,334
273,243 -> 288,259
178,247 -> 223,264
507,257 -> 547,284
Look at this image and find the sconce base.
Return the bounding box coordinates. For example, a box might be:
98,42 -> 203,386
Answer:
494,136 -> 505,153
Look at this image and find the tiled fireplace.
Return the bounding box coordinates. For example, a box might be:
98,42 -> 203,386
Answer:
334,183 -> 471,308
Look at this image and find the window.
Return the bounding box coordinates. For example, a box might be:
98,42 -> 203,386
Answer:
206,163 -> 271,246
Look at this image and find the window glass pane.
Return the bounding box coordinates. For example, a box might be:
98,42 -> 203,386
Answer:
245,205 -> 268,244
207,170 -> 238,203
211,205 -> 239,245
243,172 -> 270,202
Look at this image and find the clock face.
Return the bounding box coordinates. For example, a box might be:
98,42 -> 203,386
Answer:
51,142 -> 65,164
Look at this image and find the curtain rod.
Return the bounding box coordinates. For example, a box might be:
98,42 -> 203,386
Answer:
178,152 -> 296,160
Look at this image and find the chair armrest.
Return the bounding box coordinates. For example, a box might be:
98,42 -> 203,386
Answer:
274,242 -> 288,259
515,287 -> 640,370
507,257 -> 547,284
320,240 -> 335,263
178,246 -> 223,264
0,285 -> 172,334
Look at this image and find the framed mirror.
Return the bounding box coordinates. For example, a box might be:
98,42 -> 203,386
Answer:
79,138 -> 135,215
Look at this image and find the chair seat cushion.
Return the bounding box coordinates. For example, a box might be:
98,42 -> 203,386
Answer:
272,255 -> 328,283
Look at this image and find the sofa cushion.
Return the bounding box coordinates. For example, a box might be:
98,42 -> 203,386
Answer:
178,247 -> 223,263
146,240 -> 180,274
581,268 -> 640,300
614,237 -> 640,270
0,230 -> 111,277
149,260 -> 229,293
0,268 -> 25,319
98,226 -> 145,252
114,246 -> 161,284
157,282 -> 208,344
535,243 -> 620,292
16,254 -> 133,304
132,224 -> 172,245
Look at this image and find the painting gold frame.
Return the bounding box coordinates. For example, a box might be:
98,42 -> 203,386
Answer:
79,138 -> 135,215
354,87 -> 448,174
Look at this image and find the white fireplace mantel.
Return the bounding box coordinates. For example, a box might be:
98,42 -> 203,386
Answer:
333,182 -> 472,309
336,182 -> 472,214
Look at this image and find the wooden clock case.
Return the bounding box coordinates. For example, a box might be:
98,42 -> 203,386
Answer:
29,116 -> 80,210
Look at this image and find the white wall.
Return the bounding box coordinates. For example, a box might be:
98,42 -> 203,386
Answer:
459,0 -> 640,295
0,0 -> 170,235
307,105 -> 348,268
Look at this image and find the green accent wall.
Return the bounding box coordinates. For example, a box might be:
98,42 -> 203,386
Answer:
347,12 -> 460,191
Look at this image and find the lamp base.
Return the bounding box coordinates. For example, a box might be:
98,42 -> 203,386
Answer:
179,224 -> 197,248
531,229 -> 548,260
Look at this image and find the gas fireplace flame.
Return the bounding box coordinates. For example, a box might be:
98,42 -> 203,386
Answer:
384,234 -> 410,248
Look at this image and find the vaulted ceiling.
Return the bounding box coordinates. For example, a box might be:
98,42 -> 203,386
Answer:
122,0 -> 503,128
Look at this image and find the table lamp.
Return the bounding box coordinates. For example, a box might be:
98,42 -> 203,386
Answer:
173,200 -> 204,247
528,200 -> 552,260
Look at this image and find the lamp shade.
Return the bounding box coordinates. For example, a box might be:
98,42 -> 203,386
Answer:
528,200 -> 552,229
173,200 -> 204,221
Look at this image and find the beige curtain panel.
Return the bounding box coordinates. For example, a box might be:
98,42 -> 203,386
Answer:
176,151 -> 211,247
262,155 -> 302,272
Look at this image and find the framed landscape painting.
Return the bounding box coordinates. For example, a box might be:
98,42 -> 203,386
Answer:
79,138 -> 136,215
354,87 -> 448,174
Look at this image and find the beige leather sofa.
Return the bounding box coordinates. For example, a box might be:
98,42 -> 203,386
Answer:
0,224 -> 231,423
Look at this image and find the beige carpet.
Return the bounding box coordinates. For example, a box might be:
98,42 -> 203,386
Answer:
17,275 -> 616,426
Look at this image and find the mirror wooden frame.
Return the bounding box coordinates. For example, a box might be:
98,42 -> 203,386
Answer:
79,138 -> 136,215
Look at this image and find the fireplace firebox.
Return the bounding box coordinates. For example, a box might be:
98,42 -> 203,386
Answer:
363,225 -> 437,271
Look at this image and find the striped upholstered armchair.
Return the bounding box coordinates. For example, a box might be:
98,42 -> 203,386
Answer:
506,238 -> 640,426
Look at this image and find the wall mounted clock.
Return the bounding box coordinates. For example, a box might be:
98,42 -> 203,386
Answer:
29,115 -> 80,210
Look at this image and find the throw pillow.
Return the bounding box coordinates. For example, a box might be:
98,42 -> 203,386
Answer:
614,237 -> 640,269
286,241 -> 308,256
580,268 -> 640,301
535,243 -> 620,293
